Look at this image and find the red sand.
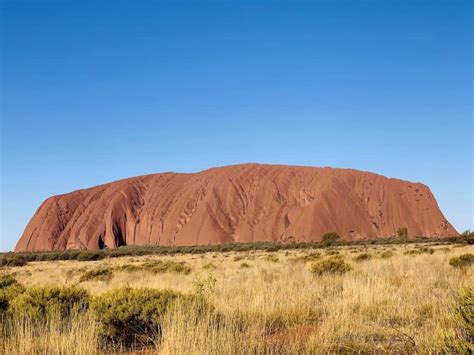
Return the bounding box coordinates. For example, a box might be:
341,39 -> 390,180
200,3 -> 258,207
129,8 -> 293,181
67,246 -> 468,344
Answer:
15,164 -> 457,251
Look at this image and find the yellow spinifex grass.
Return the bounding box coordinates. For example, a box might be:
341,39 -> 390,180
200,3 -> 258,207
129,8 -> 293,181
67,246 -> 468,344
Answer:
1,311 -> 98,355
1,242 -> 473,354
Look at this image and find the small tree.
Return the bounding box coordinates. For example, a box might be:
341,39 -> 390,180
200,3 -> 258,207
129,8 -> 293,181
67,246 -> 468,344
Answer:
321,232 -> 341,247
396,227 -> 409,249
460,229 -> 471,237
396,227 -> 408,239
460,230 -> 474,245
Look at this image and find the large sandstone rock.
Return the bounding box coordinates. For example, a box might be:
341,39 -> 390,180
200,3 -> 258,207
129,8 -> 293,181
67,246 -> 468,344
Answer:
15,164 -> 457,251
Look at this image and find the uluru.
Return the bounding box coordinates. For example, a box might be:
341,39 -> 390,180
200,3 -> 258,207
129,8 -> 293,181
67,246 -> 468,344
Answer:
15,164 -> 457,252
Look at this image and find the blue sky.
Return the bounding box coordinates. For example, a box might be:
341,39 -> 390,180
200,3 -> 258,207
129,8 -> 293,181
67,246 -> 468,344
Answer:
1,0 -> 472,251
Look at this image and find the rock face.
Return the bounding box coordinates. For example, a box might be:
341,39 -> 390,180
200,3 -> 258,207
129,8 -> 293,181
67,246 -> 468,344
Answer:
15,164 -> 457,251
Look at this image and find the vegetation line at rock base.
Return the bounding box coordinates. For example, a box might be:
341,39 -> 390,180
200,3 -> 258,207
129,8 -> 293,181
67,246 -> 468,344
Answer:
2,234 -> 472,265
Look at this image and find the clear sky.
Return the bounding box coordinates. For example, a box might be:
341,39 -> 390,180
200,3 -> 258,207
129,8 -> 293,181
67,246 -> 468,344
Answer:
1,0 -> 472,251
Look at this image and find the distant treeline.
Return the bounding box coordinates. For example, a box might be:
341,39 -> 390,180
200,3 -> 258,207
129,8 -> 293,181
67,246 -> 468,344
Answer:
1,234 -> 472,267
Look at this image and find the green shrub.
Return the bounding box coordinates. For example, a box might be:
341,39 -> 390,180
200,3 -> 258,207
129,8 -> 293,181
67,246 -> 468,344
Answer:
141,260 -> 192,275
115,263 -> 141,272
380,250 -> 394,259
353,253 -> 372,262
418,247 -> 435,254
294,252 -> 321,262
77,251 -> 104,261
328,253 -> 345,260
110,260 -> 192,275
321,232 -> 341,247
311,256 -> 352,276
0,274 -> 25,315
0,254 -> 28,267
403,247 -> 434,255
449,254 -> 474,269
202,262 -> 217,270
396,227 -> 408,239
264,254 -> 279,263
79,268 -> 113,282
441,287 -> 473,353
0,274 -> 18,288
10,286 -> 89,320
92,287 -> 198,346
325,249 -> 340,256
460,229 -> 472,237
454,287 -> 473,340
459,230 -> 474,245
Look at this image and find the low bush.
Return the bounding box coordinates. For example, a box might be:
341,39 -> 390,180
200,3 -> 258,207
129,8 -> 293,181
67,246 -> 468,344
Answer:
418,247 -> 435,254
10,286 -> 90,320
114,260 -> 191,274
310,256 -> 352,276
77,251 -> 104,261
0,274 -> 18,288
202,262 -> 217,270
459,230 -> 474,245
294,252 -> 321,262
240,262 -> 250,268
141,260 -> 192,275
0,274 -> 25,315
92,287 -> 202,346
449,254 -> 474,269
454,287 -> 473,340
264,254 -> 279,263
441,287 -> 473,353
353,253 -> 372,262
0,254 -> 28,267
380,250 -> 394,259
115,263 -> 141,272
79,268 -> 113,283
404,246 -> 435,256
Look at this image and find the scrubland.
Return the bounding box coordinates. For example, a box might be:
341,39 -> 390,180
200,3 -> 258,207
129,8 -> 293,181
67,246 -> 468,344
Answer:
1,241 -> 473,354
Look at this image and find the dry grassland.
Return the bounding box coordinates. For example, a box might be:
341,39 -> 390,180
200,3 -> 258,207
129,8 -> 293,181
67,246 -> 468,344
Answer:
1,242 -> 473,354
